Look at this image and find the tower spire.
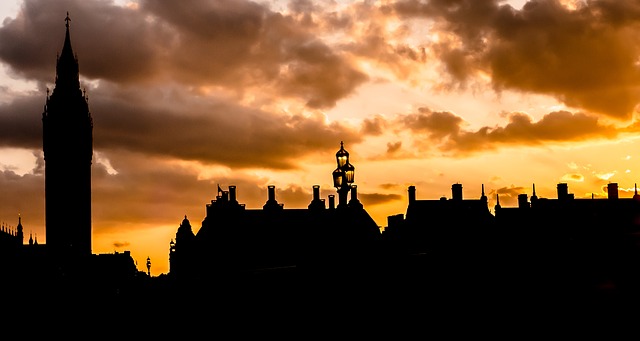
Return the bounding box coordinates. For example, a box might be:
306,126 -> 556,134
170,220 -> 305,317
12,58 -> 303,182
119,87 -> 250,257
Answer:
54,11 -> 80,96
532,183 -> 536,196
480,184 -> 488,205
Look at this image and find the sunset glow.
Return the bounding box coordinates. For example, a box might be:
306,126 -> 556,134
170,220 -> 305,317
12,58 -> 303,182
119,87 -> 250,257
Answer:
1,0 -> 640,276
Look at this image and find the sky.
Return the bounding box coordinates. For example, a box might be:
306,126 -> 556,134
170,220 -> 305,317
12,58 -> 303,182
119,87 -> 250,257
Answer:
1,0 -> 640,276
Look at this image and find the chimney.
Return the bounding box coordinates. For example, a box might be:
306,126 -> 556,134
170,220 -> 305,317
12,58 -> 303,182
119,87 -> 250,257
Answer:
452,183 -> 463,201
229,185 -> 237,203
349,184 -> 362,208
263,185 -> 282,210
408,186 -> 416,204
518,193 -> 529,208
222,190 -> 229,202
607,183 -> 619,200
351,185 -> 358,201
268,185 -> 276,202
328,195 -> 335,209
308,185 -> 325,209
557,183 -> 568,200
313,185 -> 320,200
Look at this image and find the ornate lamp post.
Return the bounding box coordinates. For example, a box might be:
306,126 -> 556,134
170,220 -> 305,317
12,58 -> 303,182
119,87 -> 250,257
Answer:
332,141 -> 355,208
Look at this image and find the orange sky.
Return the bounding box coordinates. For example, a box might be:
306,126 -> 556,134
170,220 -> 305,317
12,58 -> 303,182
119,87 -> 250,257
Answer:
1,0 -> 640,276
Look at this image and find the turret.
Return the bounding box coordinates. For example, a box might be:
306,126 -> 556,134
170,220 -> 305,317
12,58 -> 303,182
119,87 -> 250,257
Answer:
16,214 -> 23,245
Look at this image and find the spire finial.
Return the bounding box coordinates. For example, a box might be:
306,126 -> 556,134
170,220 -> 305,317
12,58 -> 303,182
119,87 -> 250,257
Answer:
65,12 -> 71,29
532,183 -> 536,195
482,184 -> 485,196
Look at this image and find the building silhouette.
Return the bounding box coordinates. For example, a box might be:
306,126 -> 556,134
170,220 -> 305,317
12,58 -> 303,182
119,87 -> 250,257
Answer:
168,142 -> 383,295
42,12 -> 93,262
0,14 -> 143,304
4,14 -> 640,321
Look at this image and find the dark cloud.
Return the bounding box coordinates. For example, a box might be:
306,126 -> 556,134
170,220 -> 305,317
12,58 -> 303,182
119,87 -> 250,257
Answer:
398,107 -> 616,155
360,192 -> 403,206
0,91 -> 43,148
0,84 -> 363,170
0,0 -> 367,109
488,185 -> 527,206
93,86 -> 363,169
392,0 -> 640,119
386,141 -> 402,154
361,114 -> 387,135
379,183 -> 402,190
112,241 -> 130,248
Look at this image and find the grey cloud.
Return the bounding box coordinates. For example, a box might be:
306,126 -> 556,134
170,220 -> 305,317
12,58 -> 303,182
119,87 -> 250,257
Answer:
0,0 -> 367,109
392,0 -> 640,119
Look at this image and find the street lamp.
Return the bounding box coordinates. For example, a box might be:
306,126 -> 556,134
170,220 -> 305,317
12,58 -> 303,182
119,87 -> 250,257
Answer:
332,141 -> 355,208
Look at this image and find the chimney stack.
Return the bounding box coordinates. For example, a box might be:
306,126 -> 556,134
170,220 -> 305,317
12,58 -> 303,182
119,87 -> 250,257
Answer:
229,185 -> 237,203
452,183 -> 463,201
408,186 -> 416,204
607,183 -> 619,200
557,183 -> 568,200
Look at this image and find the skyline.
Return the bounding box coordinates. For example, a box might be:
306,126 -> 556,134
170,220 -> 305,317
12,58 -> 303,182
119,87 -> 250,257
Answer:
2,0 -> 640,276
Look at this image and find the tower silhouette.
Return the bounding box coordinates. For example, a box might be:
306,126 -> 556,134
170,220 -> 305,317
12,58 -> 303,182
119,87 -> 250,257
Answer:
42,13 -> 93,261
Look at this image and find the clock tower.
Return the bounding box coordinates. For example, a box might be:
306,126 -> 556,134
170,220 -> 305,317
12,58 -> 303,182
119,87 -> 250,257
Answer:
42,13 -> 93,261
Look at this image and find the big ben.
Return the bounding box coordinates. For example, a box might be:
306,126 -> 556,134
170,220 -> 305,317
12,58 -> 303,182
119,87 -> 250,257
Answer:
42,13 -> 93,261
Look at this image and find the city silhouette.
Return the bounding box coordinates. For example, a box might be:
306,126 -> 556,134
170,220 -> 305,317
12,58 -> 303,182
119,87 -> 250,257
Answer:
2,12 -> 640,328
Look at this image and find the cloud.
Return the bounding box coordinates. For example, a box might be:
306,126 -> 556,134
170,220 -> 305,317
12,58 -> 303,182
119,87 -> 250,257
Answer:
112,241 -> 130,248
0,84 -> 364,170
561,173 -> 584,182
361,114 -> 387,135
594,171 -> 616,181
0,92 -> 43,149
386,141 -> 402,154
391,0 -> 640,119
489,185 -> 527,206
0,0 -> 368,109
0,169 -> 45,238
397,107 -> 616,155
92,85 -> 364,169
360,192 -> 403,206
